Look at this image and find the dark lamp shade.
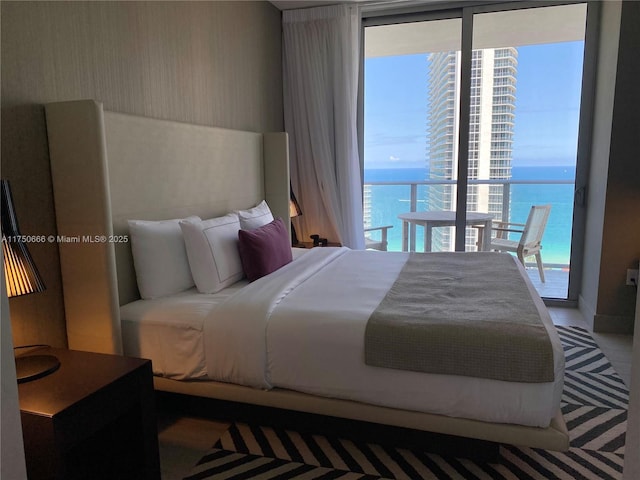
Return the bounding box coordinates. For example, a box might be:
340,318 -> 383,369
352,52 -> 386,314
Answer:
289,199 -> 301,218
289,185 -> 302,246
1,180 -> 46,297
289,187 -> 302,218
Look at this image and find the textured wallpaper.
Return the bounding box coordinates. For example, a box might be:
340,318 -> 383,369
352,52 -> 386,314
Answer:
1,1 -> 284,346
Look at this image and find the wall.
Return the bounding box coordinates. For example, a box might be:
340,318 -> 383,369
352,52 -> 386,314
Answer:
624,276 -> 640,478
0,271 -> 27,480
594,0 -> 640,331
580,0 -> 640,333
579,1 -> 620,324
1,1 -> 284,347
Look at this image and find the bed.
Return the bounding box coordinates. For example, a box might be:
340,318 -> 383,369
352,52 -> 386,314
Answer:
44,99 -> 569,452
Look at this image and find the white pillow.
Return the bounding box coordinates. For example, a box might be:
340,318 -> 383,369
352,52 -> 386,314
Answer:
238,200 -> 274,230
180,213 -> 244,293
128,216 -> 200,299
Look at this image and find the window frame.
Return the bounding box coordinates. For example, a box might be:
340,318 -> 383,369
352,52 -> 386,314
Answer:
359,0 -> 599,305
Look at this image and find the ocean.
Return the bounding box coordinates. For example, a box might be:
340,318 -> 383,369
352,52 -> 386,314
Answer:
364,166 -> 574,265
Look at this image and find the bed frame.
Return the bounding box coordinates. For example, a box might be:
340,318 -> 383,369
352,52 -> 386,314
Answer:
45,99 -> 569,452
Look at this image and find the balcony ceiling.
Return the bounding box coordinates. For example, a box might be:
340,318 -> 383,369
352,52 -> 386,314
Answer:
270,0 -> 445,11
366,3 -> 588,58
270,1 -> 343,9
270,2 -> 587,59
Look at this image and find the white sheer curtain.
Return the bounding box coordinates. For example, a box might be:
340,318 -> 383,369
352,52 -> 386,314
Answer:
283,4 -> 365,249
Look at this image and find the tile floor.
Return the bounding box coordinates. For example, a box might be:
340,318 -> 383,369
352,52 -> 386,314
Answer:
526,267 -> 569,300
157,414 -> 230,480
548,307 -> 634,386
157,307 -> 635,480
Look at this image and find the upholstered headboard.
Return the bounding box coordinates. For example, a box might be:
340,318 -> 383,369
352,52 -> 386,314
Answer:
45,100 -> 289,354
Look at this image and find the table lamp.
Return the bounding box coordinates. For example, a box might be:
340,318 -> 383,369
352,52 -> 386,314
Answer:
2,179 -> 59,383
289,185 -> 302,246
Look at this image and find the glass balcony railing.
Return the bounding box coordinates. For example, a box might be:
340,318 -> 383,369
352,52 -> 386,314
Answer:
363,178 -> 574,299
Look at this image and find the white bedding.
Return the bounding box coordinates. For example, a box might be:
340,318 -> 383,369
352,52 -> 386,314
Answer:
122,247 -> 564,428
120,247 -> 308,379
121,282 -> 247,379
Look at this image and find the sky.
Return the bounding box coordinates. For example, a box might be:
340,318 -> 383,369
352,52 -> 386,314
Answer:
364,41 -> 585,170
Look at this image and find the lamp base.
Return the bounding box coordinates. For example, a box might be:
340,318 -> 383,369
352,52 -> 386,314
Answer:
16,354 -> 61,383
291,222 -> 300,246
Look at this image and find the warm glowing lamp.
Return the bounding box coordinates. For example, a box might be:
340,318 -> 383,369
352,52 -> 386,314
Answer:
2,179 -> 59,383
289,186 -> 303,246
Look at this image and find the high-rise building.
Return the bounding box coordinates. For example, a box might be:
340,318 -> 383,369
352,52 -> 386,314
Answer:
363,183 -> 372,228
427,47 -> 518,251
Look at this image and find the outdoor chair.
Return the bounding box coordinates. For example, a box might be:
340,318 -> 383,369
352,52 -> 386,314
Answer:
364,225 -> 393,251
489,204 -> 551,282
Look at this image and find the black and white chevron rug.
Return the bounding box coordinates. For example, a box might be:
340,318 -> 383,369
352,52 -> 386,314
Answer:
184,326 -> 628,479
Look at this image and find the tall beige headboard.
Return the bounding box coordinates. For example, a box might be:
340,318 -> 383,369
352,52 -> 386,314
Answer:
45,100 -> 289,354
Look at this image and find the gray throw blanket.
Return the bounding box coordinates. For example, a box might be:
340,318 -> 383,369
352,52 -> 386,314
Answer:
364,252 -> 554,383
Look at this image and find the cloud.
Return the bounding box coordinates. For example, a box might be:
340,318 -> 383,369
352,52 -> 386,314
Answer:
366,134 -> 424,147
389,155 -> 401,162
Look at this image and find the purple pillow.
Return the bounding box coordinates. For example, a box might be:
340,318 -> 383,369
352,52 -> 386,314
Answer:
238,218 -> 293,282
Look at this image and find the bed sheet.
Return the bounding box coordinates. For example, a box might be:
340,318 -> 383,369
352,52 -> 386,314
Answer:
204,247 -> 564,428
121,282 -> 247,379
119,247 -> 309,379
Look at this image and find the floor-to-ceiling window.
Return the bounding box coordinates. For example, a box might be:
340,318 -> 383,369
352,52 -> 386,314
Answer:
363,2 -> 591,302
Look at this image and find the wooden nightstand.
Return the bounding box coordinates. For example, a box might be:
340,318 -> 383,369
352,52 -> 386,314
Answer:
17,347 -> 160,480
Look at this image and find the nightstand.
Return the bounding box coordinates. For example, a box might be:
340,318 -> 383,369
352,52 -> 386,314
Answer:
17,347 -> 160,480
297,241 -> 342,248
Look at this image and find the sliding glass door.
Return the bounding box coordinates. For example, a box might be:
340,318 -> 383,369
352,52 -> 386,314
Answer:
467,4 -> 587,300
364,16 -> 462,253
363,2 -> 590,301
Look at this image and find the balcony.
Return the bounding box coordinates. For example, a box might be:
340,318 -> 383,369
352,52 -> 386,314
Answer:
363,178 -> 574,300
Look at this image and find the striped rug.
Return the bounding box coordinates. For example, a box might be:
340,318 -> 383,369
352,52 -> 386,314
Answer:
184,326 -> 628,479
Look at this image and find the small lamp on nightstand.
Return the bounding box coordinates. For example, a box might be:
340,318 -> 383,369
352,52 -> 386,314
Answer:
2,179 -> 60,383
289,185 -> 303,246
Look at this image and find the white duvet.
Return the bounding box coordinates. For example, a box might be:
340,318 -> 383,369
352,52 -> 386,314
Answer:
204,247 -> 564,428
